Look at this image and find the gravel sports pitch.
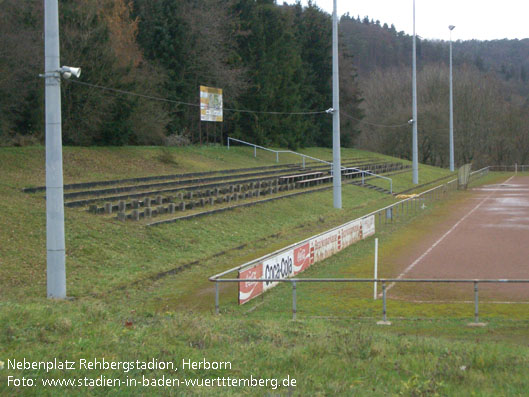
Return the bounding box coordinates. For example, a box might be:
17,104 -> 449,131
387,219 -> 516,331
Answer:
386,175 -> 529,303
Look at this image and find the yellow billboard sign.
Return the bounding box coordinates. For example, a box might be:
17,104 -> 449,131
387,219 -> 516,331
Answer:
200,85 -> 223,122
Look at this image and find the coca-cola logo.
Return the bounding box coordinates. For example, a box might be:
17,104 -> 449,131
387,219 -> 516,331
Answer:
244,270 -> 258,288
239,264 -> 263,304
264,257 -> 293,286
296,247 -> 307,263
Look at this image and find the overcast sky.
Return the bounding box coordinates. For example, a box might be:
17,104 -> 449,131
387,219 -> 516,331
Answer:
286,0 -> 529,41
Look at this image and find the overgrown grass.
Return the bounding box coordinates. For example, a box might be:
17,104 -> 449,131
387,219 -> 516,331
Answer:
1,146 -> 527,395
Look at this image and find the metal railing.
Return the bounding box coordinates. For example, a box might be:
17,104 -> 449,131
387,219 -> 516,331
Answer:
227,137 -> 393,193
489,164 -> 529,173
209,166 -> 492,317
209,167 -> 489,286
212,277 -> 529,324
350,166 -> 488,232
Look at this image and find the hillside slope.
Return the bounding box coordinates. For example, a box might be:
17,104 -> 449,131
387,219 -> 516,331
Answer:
2,146 -> 528,395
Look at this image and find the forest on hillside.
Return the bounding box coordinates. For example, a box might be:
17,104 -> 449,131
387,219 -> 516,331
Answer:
1,0 -> 529,167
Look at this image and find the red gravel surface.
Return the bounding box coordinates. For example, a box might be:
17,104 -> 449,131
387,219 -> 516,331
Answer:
387,175 -> 529,302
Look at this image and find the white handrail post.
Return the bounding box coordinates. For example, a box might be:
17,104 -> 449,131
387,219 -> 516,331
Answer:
374,238 -> 378,300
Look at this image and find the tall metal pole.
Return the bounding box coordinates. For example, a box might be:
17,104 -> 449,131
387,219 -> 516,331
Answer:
332,0 -> 342,208
45,0 -> 66,298
449,25 -> 455,172
411,0 -> 419,184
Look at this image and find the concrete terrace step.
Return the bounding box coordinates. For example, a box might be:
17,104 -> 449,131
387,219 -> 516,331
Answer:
27,155 -> 410,223
61,166 -> 308,200
63,169 -> 308,208
86,162 -> 408,219
22,162 -> 303,193
62,160 -> 401,206
143,167 -> 411,226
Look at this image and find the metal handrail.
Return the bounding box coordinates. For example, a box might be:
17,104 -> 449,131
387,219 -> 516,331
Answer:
209,165 -> 495,321
209,184 -> 440,282
212,277 -> 529,323
215,278 -> 527,283
209,166 -> 490,282
227,136 -> 393,193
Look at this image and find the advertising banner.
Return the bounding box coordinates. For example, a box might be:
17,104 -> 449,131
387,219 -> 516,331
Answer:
361,216 -> 375,238
238,263 -> 263,305
341,219 -> 362,247
311,229 -> 341,263
262,250 -> 294,291
293,243 -> 312,275
200,85 -> 223,122
238,215 -> 375,304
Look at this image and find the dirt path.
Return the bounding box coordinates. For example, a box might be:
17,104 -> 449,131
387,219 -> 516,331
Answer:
386,175 -> 529,302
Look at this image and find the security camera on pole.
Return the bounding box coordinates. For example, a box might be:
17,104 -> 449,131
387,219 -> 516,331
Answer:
43,0 -> 81,298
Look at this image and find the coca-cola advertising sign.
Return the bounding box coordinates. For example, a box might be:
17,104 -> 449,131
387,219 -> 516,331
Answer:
293,243 -> 312,275
238,263 -> 263,305
238,215 -> 376,304
262,250 -> 294,291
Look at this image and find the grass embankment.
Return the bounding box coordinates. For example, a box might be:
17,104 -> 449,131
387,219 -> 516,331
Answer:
1,146 -> 528,395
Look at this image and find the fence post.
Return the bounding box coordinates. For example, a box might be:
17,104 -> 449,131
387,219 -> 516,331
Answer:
254,146 -> 256,157
468,281 -> 486,326
374,239 -> 378,300
276,152 -> 279,163
383,282 -> 387,321
292,281 -> 297,320
215,281 -> 219,315
227,138 -> 230,149
474,281 -> 479,323
302,156 -> 305,169
377,282 -> 391,325
362,172 -> 365,185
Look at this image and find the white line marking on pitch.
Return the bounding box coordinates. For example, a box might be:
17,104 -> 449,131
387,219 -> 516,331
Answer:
383,175 -> 515,295
388,297 -> 529,304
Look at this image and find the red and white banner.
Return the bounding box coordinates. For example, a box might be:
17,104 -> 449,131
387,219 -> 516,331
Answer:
293,243 -> 312,275
361,216 -> 375,238
238,263 -> 263,305
239,215 -> 375,304
340,219 -> 362,248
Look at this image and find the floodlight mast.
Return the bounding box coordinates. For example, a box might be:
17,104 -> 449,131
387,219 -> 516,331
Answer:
44,0 -> 66,298
411,0 -> 419,184
449,25 -> 456,172
332,0 -> 342,208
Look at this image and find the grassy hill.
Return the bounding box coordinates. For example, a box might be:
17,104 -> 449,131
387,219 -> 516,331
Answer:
1,145 -> 528,395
